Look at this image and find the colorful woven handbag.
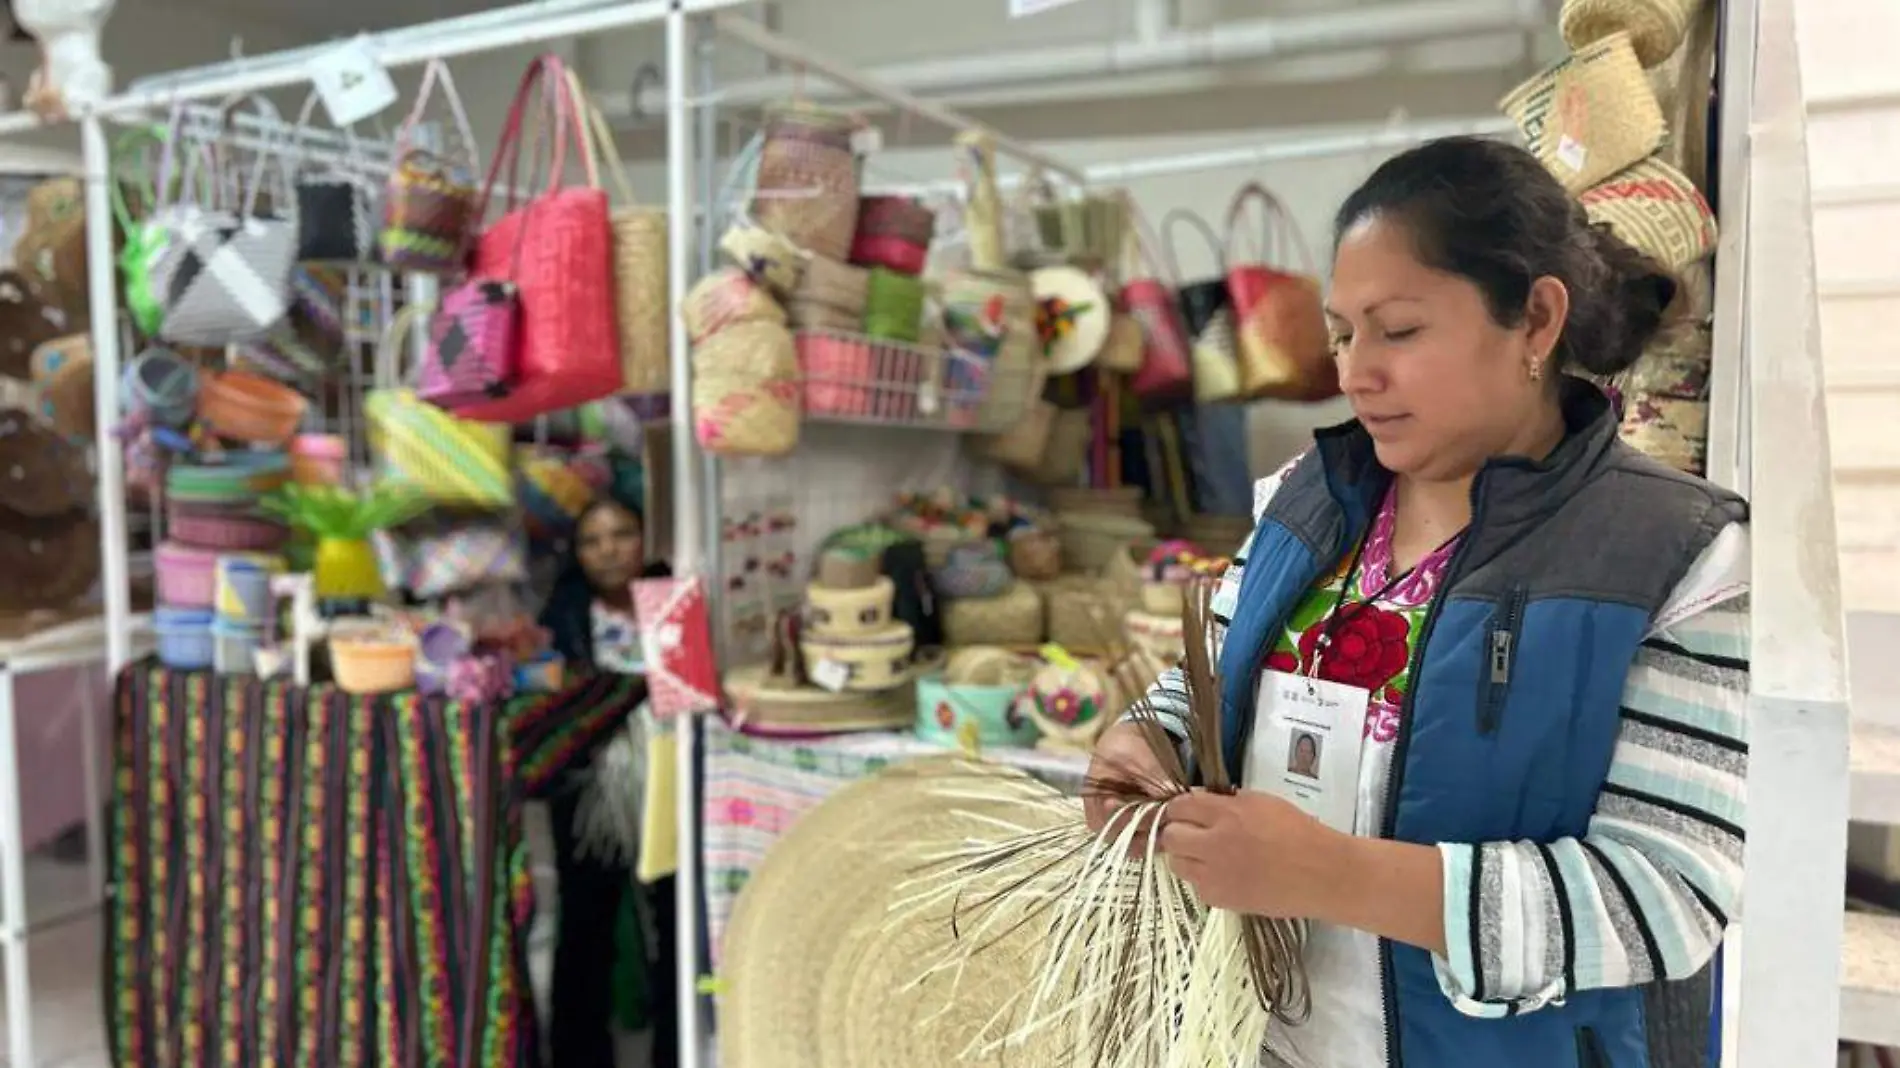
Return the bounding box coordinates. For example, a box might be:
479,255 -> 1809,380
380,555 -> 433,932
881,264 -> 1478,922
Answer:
1225,183 -> 1334,402
290,89 -> 382,264
378,59 -> 482,272
365,305 -> 513,509
452,54 -> 622,425
418,279 -> 519,410
376,517 -> 529,600
147,99 -> 298,347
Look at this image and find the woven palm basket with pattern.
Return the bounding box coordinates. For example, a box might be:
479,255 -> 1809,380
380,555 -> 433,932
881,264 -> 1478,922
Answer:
719,757 -> 1065,1068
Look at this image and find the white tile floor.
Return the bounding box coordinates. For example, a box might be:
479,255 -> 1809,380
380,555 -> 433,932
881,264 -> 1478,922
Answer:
0,803 -> 659,1068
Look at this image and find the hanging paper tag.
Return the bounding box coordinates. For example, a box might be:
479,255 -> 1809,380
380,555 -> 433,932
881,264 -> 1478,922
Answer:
916,379 -> 941,416
309,35 -> 399,126
850,124 -> 884,156
811,658 -> 851,693
1010,0 -> 1085,16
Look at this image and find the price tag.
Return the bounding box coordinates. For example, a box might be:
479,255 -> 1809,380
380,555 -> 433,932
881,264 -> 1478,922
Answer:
811,659 -> 851,693
916,380 -> 941,416
1555,135 -> 1588,176
1010,0 -> 1085,16
309,35 -> 399,126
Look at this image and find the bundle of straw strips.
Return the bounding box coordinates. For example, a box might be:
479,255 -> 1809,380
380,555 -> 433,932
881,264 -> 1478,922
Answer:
893,576 -> 1308,1067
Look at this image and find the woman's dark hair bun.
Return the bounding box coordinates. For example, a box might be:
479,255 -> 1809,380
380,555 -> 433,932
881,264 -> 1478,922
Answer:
1567,223 -> 1678,377
1335,136 -> 1681,379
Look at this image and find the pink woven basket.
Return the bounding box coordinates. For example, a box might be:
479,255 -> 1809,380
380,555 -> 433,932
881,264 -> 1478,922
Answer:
168,509 -> 292,552
797,332 -> 876,417
154,541 -> 218,607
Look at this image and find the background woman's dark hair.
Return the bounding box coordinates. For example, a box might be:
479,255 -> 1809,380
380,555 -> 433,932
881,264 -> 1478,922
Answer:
1333,136 -> 1678,378
538,496 -> 670,668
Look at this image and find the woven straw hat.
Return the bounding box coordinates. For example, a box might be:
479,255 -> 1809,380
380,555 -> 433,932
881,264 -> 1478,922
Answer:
719,757 -> 1066,1068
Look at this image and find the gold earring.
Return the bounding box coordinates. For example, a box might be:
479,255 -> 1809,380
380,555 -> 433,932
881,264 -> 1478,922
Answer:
1528,359 -> 1544,382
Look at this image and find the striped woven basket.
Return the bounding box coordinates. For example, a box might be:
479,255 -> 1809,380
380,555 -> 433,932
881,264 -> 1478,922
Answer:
1500,31 -> 1665,194
753,105 -> 862,261
1560,0 -> 1698,67
1579,156 -> 1718,270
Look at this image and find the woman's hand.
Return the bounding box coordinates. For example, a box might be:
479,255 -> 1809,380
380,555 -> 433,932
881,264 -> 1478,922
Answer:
1083,719 -> 1171,833
1158,789 -> 1345,918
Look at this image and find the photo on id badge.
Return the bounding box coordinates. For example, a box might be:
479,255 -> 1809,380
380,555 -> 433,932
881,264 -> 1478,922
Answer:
1250,671 -> 1365,832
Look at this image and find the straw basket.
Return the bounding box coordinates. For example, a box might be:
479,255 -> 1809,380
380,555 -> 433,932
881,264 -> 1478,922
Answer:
753,105 -> 861,261
723,662 -> 919,735
1050,485 -> 1144,519
692,322 -> 802,458
1057,511 -> 1156,573
941,581 -> 1043,647
1627,321 -> 1711,399
683,269 -> 786,343
1579,156 -> 1718,270
1499,32 -> 1665,194
789,255 -> 872,332
1560,0 -> 1697,67
1124,609 -> 1186,662
800,623 -> 917,692
1620,393 -> 1706,475
1039,575 -> 1135,653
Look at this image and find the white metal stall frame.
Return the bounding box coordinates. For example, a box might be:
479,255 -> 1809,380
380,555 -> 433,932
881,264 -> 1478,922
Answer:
0,4 -> 747,1067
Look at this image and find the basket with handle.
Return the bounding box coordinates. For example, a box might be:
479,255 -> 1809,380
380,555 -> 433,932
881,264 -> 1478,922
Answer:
567,65 -> 672,397
1225,183 -> 1334,402
1161,209 -> 1241,404
455,52 -> 623,424
363,303 -> 514,509
1119,206 -> 1194,408
378,59 -> 482,272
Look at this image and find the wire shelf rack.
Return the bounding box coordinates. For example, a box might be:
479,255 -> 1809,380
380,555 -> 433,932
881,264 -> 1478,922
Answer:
791,328 -> 1036,433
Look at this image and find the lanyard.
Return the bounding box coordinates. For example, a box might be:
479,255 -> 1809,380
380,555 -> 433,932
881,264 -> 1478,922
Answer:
1309,526 -> 1461,680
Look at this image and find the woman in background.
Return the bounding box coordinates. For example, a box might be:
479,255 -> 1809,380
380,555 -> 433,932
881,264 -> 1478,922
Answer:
539,496 -> 679,1068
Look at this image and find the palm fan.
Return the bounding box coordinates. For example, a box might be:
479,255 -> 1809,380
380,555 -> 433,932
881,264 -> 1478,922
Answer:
891,574 -> 1309,1067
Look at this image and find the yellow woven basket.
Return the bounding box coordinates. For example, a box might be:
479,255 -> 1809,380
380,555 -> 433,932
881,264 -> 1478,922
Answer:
1560,0 -> 1697,68
1500,31 -> 1665,194
1579,156 -> 1718,270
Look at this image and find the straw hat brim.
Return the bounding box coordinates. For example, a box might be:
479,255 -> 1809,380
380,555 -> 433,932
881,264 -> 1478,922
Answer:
1032,266 -> 1111,375
719,758 -> 1067,1068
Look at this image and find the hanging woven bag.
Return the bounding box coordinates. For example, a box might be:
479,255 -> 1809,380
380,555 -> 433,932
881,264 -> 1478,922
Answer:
364,304 -> 514,509
379,59 -> 482,272
568,67 -> 673,398
289,89 -> 383,265
147,97 -> 299,347
1120,209 -> 1195,409
1500,31 -> 1666,194
454,53 -> 622,425
1224,183 -> 1334,402
1161,209 -> 1241,404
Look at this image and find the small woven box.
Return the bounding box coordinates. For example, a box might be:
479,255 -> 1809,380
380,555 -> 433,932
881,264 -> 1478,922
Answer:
1500,32 -> 1665,194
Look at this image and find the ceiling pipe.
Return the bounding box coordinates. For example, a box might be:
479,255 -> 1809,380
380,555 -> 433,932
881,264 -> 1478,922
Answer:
601,0 -> 1547,117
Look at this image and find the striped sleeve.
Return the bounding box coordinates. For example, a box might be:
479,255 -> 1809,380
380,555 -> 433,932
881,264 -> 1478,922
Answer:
1122,458 -> 1295,737
1433,524 -> 1750,1018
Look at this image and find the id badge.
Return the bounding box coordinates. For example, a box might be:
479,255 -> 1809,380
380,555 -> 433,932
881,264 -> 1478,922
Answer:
1243,671 -> 1370,833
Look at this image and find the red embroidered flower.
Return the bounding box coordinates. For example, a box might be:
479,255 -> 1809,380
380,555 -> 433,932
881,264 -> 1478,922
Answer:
1265,648 -> 1301,675
1297,604 -> 1411,692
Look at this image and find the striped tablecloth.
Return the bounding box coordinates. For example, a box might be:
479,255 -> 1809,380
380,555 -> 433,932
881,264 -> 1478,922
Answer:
700,717 -> 1087,965
105,662 -> 644,1068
